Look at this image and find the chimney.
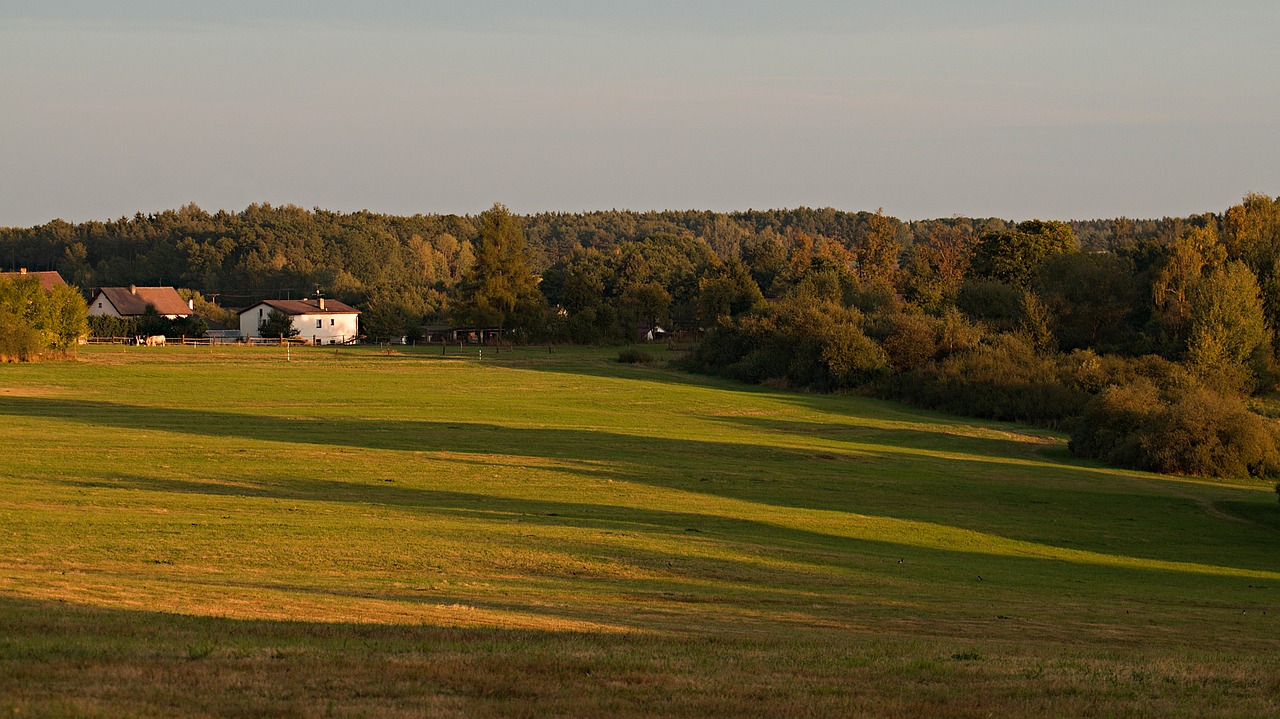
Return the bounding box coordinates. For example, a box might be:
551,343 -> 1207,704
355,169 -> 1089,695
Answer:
319,297 -> 325,310
130,284 -> 137,294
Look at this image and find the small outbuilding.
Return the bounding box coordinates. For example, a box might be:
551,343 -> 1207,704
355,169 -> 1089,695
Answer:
239,297 -> 360,345
88,286 -> 192,319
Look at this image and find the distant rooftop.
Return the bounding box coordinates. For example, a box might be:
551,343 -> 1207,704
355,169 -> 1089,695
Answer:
94,286 -> 191,317
0,269 -> 67,292
249,298 -> 360,315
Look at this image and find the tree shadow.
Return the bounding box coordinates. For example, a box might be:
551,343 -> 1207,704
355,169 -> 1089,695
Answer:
2,394 -> 1274,573
37,472 -> 1280,613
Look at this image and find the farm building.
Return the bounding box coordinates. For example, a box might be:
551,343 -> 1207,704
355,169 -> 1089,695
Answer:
239,297 -> 360,345
0,269 -> 68,291
88,286 -> 192,319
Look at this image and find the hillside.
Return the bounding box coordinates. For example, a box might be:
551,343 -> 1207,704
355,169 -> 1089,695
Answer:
0,345 -> 1277,717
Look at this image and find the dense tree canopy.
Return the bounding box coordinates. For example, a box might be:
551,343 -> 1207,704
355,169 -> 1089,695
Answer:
9,194 -> 1280,478
0,275 -> 87,360
969,220 -> 1076,288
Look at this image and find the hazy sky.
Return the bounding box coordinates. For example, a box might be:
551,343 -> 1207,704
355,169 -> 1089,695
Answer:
3,1 -> 1278,226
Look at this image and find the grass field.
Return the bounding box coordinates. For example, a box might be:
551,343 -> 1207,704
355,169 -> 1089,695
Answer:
1,344 -> 1277,718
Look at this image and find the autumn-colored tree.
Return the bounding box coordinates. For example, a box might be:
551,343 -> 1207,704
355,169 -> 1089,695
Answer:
1222,193 -> 1280,273
901,220 -> 975,311
853,209 -> 901,286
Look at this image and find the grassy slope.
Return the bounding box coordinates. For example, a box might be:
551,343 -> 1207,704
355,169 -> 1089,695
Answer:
0,345 -> 1277,718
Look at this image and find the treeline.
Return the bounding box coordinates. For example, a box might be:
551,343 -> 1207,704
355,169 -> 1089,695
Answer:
0,202 -> 1190,339
4,196 -> 1280,480
686,193 -> 1280,480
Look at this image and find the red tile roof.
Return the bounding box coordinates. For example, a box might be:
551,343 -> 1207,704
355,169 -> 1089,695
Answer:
95,286 -> 191,317
0,270 -> 67,291
256,298 -> 360,315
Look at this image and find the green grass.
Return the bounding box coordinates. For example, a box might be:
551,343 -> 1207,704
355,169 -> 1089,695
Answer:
1,344 -> 1277,717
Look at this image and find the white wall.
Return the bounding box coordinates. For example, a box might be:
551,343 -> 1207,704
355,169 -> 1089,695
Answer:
87,292 -> 120,317
293,312 -> 359,344
239,305 -> 266,338
240,304 -> 358,344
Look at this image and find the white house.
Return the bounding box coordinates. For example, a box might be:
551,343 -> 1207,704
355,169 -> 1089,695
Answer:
239,297 -> 360,345
88,286 -> 192,319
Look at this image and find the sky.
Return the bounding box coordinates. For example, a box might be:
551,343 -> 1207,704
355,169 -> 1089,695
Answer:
3,1 -> 1279,227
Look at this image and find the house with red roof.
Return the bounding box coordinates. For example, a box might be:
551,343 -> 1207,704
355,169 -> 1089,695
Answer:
238,297 -> 360,345
88,285 -> 193,319
0,269 -> 68,292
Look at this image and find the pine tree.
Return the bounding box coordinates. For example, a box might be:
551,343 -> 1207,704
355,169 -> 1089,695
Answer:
456,203 -> 545,339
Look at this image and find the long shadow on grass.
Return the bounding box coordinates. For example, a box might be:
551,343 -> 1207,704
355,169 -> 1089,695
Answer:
3,395 -> 1274,572
45,472 -> 1280,615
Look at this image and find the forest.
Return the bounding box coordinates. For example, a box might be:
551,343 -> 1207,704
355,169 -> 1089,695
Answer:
3,195 -> 1280,481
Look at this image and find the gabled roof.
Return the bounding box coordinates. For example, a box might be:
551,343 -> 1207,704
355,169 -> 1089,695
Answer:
94,286 -> 191,316
0,270 -> 67,292
243,298 -> 360,316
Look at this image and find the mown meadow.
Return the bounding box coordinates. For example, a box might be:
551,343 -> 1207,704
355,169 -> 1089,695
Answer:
1,344 -> 1277,718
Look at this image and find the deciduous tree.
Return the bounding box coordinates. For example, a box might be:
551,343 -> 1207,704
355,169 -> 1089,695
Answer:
969,220 -> 1075,288
1187,260 -> 1272,392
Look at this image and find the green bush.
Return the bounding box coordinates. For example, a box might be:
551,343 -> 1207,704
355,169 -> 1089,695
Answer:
689,299 -> 887,392
1068,381 -> 1161,469
0,309 -> 41,362
0,275 -> 87,360
870,313 -> 940,372
617,348 -> 654,364
87,314 -> 140,338
886,333 -> 1089,427
819,320 -> 889,387
1070,382 -> 1280,479
88,311 -> 207,340
1146,388 -> 1280,478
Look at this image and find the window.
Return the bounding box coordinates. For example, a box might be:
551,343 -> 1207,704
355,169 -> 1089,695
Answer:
258,308 -> 263,318
330,318 -> 334,326
97,302 -> 102,309
316,319 -> 322,328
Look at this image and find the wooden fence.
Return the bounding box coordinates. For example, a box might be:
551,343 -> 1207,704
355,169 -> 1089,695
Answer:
85,335 -> 361,347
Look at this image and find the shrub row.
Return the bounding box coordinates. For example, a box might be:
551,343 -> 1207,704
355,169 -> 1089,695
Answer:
1070,382 -> 1280,478
690,299 -> 1280,480
86,312 -> 208,340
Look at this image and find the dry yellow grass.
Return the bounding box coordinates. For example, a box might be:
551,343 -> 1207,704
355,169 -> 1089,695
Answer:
0,345 -> 1276,717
